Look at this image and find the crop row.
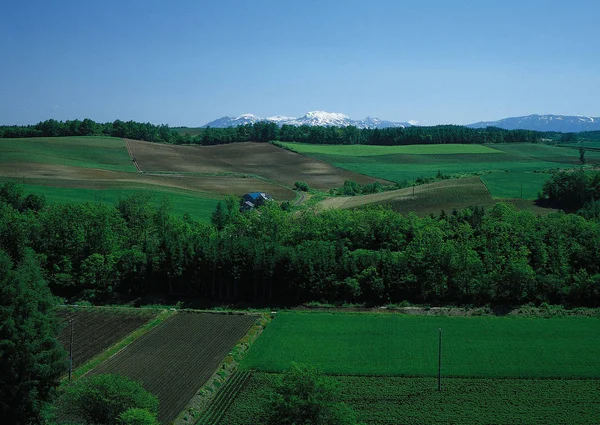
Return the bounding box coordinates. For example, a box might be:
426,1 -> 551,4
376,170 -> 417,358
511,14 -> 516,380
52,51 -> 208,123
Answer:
55,307 -> 157,369
90,312 -> 258,424
196,371 -> 253,425
218,372 -> 600,425
241,312 -> 600,379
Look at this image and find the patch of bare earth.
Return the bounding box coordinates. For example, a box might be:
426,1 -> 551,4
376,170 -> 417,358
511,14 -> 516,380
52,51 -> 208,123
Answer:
126,140 -> 390,190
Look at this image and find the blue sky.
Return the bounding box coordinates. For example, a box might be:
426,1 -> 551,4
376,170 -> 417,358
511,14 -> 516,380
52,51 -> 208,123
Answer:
1,0 -> 599,126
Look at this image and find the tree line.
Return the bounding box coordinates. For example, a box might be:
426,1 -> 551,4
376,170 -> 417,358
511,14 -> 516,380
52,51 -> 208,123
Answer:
1,182 -> 599,308
0,118 -> 188,144
5,118 -> 597,146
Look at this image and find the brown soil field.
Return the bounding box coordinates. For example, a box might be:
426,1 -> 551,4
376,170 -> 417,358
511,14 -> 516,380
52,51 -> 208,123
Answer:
127,140 -> 390,189
55,307 -> 157,369
90,312 -> 259,424
318,177 -> 559,215
0,162 -> 294,200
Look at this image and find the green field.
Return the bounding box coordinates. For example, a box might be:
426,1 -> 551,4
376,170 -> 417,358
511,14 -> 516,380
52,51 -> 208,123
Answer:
0,180 -> 220,221
279,142 -> 600,200
0,137 -> 225,221
241,312 -> 600,378
213,312 -> 600,424
219,373 -> 600,425
480,172 -> 550,200
279,142 -> 503,156
0,136 -> 134,171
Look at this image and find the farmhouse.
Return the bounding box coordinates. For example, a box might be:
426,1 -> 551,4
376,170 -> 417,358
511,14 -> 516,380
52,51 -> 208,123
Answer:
240,192 -> 273,211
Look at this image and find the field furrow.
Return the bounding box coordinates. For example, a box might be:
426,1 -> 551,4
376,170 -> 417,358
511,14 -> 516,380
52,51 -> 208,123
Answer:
89,312 -> 258,424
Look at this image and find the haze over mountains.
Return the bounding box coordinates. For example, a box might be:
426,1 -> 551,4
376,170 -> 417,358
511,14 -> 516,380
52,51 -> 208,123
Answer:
202,111 -> 600,133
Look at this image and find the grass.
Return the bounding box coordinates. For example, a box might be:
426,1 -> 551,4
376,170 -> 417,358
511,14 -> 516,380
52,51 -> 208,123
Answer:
240,312 -> 600,378
0,180 -> 221,222
219,372 -> 600,425
480,172 -> 550,200
0,136 -> 134,172
277,142 -> 504,156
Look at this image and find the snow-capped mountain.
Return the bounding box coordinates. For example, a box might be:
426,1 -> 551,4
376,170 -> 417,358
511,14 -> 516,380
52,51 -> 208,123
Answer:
468,114 -> 600,132
202,110 -> 411,129
201,114 -> 263,128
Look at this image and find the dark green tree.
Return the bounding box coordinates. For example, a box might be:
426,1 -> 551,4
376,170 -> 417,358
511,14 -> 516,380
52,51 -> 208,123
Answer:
294,181 -> 310,192
210,201 -> 227,231
55,374 -> 158,425
0,249 -> 67,425
268,363 -> 361,425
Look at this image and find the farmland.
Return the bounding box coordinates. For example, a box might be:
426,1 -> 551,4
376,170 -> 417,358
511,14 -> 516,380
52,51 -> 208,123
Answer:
126,139 -> 388,189
90,312 -> 259,424
318,176 -> 496,214
219,373 -> 600,425
0,136 -> 135,172
207,311 -> 600,424
0,136 -> 392,221
317,176 -> 553,215
279,141 -> 600,203
241,312 -> 600,378
55,307 -> 158,369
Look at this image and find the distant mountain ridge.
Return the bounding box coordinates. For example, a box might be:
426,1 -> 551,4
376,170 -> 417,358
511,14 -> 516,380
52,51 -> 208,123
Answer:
202,110 -> 411,129
201,112 -> 600,133
467,114 -> 600,132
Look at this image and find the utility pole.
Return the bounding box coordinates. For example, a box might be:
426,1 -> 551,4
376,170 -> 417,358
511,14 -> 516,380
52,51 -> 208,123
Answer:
520,184 -> 523,200
68,319 -> 74,381
438,328 -> 442,391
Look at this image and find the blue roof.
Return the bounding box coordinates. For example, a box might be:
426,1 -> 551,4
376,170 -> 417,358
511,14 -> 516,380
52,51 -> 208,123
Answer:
246,192 -> 262,199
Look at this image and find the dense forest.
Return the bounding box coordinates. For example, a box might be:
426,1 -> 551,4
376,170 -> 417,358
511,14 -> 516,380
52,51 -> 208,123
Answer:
3,118 -> 598,146
1,182 -> 599,308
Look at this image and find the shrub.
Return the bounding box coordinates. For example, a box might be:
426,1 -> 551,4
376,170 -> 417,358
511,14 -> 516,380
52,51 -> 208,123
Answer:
294,181 -> 310,192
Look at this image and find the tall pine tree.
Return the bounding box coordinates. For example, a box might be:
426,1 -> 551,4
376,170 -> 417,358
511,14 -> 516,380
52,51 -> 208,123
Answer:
0,249 -> 67,424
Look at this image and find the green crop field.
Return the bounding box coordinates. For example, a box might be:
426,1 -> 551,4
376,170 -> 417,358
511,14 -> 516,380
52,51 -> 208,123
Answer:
219,373 -> 600,425
241,312 -> 600,378
278,142 -> 503,156
206,311 -> 600,425
480,172 -> 550,200
0,137 -> 134,171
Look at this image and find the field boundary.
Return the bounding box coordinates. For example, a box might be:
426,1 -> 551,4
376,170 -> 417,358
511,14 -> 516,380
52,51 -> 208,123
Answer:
123,138 -> 143,172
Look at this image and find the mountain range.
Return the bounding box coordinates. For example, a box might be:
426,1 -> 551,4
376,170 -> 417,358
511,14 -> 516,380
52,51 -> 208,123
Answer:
467,114 -> 600,132
202,111 -> 411,129
201,111 -> 600,133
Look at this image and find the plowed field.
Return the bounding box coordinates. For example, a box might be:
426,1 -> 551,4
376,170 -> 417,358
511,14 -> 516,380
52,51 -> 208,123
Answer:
55,307 -> 158,369
127,140 -> 389,189
90,312 -> 259,424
